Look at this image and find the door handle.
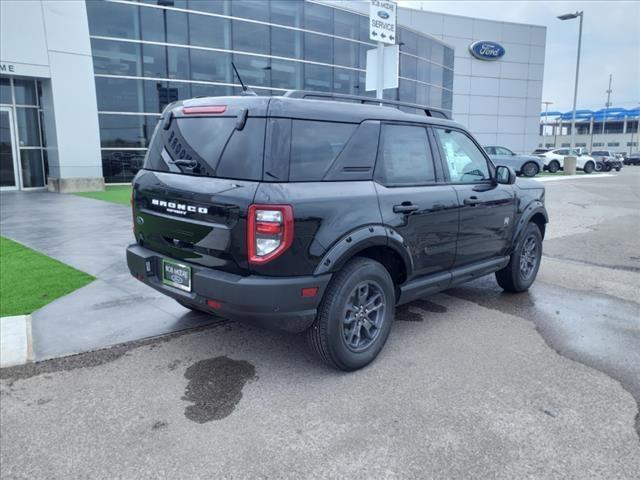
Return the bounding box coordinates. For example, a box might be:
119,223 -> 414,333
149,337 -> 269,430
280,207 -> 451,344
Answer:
393,202 -> 419,214
464,196 -> 480,206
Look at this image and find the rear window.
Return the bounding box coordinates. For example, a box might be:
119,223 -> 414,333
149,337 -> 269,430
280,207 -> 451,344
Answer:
376,124 -> 435,185
144,116 -> 265,181
591,151 -> 607,156
289,120 -> 356,181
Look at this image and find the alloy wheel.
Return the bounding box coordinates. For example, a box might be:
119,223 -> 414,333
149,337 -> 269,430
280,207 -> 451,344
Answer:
519,235 -> 538,280
342,281 -> 386,352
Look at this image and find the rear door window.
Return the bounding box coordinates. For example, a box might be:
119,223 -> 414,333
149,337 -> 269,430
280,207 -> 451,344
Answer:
289,120 -> 356,181
375,124 -> 435,186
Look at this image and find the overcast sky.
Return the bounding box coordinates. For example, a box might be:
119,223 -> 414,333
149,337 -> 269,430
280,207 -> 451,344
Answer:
402,0 -> 640,113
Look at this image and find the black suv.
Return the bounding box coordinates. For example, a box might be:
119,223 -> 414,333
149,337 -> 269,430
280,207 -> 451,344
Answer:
127,91 -> 548,371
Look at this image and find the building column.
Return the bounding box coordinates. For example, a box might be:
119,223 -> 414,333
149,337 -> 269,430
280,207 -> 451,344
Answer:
623,116 -> 627,134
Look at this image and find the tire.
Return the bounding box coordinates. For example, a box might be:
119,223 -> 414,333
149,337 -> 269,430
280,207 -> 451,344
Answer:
547,160 -> 560,173
615,166 -> 621,172
604,164 -> 612,172
495,222 -> 543,293
583,161 -> 594,174
521,161 -> 540,177
594,161 -> 604,172
307,257 -> 395,371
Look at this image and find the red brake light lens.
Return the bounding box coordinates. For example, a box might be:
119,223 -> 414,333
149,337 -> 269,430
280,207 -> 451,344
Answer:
182,105 -> 227,115
247,204 -> 293,265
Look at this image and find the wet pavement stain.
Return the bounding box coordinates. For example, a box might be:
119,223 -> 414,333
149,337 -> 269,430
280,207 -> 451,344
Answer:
396,299 -> 447,321
182,356 -> 256,423
151,420 -> 168,431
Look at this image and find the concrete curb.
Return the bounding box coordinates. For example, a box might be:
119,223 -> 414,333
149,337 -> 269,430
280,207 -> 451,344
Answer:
537,173 -> 615,182
0,315 -> 32,368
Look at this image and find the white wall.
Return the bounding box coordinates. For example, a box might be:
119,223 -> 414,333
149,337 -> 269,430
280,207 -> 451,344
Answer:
0,0 -> 102,181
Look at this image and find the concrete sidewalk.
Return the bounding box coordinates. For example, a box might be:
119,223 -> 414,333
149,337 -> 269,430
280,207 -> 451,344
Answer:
0,191 -> 223,362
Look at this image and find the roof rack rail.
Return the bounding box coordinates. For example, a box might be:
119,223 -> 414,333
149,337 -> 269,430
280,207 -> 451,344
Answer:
282,90 -> 449,119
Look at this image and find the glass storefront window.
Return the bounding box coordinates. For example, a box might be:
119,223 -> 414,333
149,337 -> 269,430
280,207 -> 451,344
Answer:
86,0 -> 140,40
304,64 -> 332,92
140,5 -> 164,42
190,50 -> 231,83
270,0 -> 302,27
99,114 -> 148,148
271,26 -> 302,59
19,149 -> 45,188
96,77 -> 145,112
13,79 -> 38,106
334,10 -> 359,39
304,32 -> 332,64
16,108 -> 41,147
189,13 -> 230,49
187,0 -> 228,15
101,150 -> 145,183
232,55 -> 270,87
233,19 -> 269,55
143,81 -> 191,113
191,83 -> 232,98
400,54 -> 417,80
334,39 -> 357,68
168,47 -> 190,79
271,59 -> 302,90
91,39 -> 142,77
416,83 -> 429,106
417,59 -> 431,84
231,0 -> 269,22
398,28 -> 417,56
333,69 -> 357,95
399,79 -> 417,104
0,77 -> 11,104
417,39 -> 432,62
431,43 -> 445,65
304,2 -> 333,34
142,44 -> 167,78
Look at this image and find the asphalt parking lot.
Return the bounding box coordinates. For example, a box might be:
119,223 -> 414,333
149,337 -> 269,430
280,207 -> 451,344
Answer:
1,169 -> 639,478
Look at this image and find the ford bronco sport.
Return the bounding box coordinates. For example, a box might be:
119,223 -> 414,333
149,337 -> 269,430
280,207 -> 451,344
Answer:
127,91 -> 548,371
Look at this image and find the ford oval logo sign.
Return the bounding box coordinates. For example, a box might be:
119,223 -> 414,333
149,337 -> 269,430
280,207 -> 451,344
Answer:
469,41 -> 506,61
377,10 -> 390,19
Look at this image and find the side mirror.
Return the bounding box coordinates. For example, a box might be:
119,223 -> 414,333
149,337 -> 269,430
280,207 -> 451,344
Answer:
496,165 -> 516,185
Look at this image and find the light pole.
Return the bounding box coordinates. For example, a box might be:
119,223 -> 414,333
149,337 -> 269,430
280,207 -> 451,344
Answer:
558,11 -> 584,150
542,101 -> 553,137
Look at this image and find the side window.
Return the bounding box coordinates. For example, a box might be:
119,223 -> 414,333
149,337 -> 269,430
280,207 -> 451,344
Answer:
484,146 -> 495,155
434,128 -> 491,183
289,120 -> 356,181
376,124 -> 435,185
556,149 -> 568,155
495,147 -> 512,155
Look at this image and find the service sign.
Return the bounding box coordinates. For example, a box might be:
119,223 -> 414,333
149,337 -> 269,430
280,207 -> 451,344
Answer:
469,41 -> 506,61
369,0 -> 396,44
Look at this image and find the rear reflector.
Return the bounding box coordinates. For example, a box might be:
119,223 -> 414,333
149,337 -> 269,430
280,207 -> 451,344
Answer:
301,287 -> 318,297
207,299 -> 221,309
182,105 -> 227,115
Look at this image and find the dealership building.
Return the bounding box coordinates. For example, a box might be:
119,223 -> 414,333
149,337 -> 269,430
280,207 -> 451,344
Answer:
0,0 -> 545,191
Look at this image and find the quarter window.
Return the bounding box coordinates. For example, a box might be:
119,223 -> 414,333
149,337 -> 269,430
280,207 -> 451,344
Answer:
290,120 -> 356,181
434,128 -> 491,183
376,124 -> 435,186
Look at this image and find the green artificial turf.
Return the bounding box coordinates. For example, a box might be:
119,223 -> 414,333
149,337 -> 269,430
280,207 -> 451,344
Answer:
74,185 -> 132,206
0,237 -> 94,317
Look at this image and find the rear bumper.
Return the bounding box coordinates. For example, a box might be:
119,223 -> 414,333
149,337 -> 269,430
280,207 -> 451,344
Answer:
126,244 -> 331,333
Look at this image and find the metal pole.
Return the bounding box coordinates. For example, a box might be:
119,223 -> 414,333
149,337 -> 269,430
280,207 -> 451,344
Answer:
376,42 -> 384,100
602,73 -> 612,135
569,12 -> 583,149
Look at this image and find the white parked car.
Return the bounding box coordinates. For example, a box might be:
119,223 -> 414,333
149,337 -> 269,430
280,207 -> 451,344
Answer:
535,148 -> 597,174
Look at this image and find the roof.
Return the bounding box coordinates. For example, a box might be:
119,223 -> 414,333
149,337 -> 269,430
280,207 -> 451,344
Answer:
540,107 -> 640,121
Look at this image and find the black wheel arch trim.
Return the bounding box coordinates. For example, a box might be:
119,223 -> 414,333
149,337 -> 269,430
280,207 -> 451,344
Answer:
511,202 -> 548,252
313,225 -> 414,277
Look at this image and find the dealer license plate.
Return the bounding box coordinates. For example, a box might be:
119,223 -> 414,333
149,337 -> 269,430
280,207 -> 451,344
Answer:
162,259 -> 191,292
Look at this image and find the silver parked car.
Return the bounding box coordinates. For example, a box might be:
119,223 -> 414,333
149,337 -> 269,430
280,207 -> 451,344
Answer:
483,146 -> 544,177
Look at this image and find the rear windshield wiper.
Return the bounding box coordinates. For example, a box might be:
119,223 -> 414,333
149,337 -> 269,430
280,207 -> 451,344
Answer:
172,159 -> 198,168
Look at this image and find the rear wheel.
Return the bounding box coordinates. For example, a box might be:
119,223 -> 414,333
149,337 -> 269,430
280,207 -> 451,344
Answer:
547,160 -> 560,173
496,222 -> 542,293
521,161 -> 539,177
615,166 -> 621,172
307,257 -> 395,371
604,164 -> 612,172
595,161 -> 604,172
583,161 -> 595,174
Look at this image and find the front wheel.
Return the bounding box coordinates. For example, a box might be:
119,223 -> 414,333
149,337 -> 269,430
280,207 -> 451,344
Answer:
307,257 -> 395,371
547,160 -> 560,173
583,161 -> 595,174
594,161 -> 604,172
496,222 -> 543,293
521,161 -> 540,177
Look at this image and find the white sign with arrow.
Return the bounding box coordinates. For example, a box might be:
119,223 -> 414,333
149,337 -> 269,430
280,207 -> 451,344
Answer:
369,0 -> 397,45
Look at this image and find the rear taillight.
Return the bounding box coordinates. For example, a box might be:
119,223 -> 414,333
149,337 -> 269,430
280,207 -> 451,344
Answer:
247,204 -> 293,265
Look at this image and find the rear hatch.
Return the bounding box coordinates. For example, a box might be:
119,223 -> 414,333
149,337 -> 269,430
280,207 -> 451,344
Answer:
132,96 -> 269,274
